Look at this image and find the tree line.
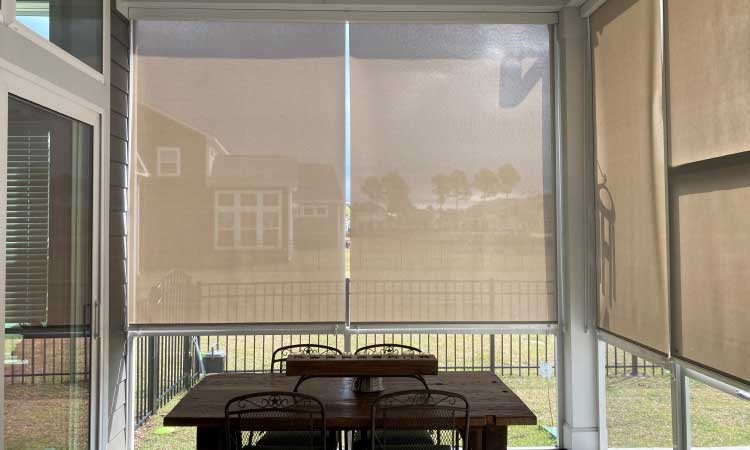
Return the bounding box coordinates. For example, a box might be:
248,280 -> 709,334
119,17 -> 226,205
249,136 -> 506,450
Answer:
360,164 -> 521,214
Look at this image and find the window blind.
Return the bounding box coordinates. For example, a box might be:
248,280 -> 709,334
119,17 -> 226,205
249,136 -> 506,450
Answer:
667,0 -> 750,382
5,133 -> 51,325
591,0 -> 669,353
349,24 -> 556,323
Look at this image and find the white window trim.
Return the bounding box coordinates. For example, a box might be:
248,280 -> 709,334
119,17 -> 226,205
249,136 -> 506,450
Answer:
7,20 -> 106,83
214,190 -> 283,250
156,146 -> 181,177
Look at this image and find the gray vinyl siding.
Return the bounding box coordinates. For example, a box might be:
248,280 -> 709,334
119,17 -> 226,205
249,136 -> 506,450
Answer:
108,9 -> 130,450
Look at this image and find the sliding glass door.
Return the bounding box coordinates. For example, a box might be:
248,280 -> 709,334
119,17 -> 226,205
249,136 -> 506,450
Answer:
3,94 -> 95,450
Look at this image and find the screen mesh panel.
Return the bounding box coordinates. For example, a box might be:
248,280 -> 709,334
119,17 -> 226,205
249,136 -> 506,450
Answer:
667,0 -> 750,166
666,0 -> 750,382
349,24 -> 556,323
591,0 -> 669,352
131,21 -> 346,324
670,166 -> 750,382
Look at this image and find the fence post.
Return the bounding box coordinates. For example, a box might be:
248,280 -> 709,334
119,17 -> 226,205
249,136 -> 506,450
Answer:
147,335 -> 160,414
489,334 -> 496,373
182,335 -> 192,389
630,354 -> 639,377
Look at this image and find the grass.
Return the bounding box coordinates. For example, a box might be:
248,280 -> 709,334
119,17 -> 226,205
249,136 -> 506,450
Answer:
4,382 -> 90,450
605,375 -> 750,448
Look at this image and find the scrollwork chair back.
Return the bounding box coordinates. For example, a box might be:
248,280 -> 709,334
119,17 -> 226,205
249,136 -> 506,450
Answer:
354,344 -> 422,356
371,390 -> 470,450
271,344 -> 342,373
224,391 -> 326,450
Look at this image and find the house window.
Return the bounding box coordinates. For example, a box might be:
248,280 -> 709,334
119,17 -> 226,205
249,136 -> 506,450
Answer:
299,204 -> 328,218
215,191 -> 282,249
157,147 -> 181,176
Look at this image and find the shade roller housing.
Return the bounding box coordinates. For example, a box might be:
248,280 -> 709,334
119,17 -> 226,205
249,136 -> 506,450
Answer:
591,0 -> 669,353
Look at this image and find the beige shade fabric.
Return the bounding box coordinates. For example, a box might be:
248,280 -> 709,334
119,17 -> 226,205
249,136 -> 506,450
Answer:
670,166 -> 750,382
591,0 -> 669,352
666,0 -> 750,382
131,21 -> 346,324
349,24 -> 557,323
667,0 -> 750,166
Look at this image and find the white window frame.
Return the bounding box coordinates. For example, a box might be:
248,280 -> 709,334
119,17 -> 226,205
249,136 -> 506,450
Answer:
214,190 -> 283,250
0,66 -> 105,450
156,146 -> 181,177
2,0 -> 105,82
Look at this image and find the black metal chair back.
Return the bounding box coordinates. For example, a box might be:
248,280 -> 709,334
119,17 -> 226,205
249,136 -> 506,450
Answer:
355,344 -> 422,356
271,344 -> 342,373
370,389 -> 470,450
224,391 -> 326,450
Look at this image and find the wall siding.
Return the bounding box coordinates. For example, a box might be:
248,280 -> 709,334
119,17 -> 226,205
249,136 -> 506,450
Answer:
109,9 -> 130,450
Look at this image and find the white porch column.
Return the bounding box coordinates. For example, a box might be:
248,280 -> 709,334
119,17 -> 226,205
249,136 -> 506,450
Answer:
558,7 -> 600,450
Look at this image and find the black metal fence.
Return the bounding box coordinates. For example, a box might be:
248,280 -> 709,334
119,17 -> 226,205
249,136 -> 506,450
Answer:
2,329 -> 663,431
129,331 -> 664,429
4,330 -> 91,384
132,335 -> 201,427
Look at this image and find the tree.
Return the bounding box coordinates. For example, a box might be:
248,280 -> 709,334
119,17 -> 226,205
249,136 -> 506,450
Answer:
381,172 -> 412,215
448,170 -> 471,211
431,174 -> 451,210
361,173 -> 412,216
497,164 -> 521,198
361,176 -> 385,207
473,168 -> 501,199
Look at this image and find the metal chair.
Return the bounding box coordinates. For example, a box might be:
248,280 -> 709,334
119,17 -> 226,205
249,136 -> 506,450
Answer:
370,389 -> 470,450
270,344 -> 342,373
354,344 -> 422,356
224,391 -> 327,450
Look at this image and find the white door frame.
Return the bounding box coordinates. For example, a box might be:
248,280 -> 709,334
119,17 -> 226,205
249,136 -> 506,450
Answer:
0,64 -> 107,450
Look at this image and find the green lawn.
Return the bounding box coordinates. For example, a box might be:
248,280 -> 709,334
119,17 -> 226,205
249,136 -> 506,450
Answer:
605,375 -> 750,448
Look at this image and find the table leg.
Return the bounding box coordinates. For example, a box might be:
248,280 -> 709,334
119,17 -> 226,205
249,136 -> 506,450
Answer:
469,426 -> 508,450
196,427 -> 227,450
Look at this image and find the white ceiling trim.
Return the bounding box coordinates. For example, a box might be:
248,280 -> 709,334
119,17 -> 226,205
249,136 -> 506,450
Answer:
119,0 -> 565,21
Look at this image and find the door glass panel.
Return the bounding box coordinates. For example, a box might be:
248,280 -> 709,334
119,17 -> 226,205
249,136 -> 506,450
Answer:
4,95 -> 94,450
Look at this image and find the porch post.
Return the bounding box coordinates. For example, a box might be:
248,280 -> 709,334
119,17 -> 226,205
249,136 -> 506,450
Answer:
557,7 -> 600,450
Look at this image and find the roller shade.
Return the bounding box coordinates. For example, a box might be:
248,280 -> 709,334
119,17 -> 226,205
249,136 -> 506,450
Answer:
131,21 -> 346,325
670,164 -> 750,382
349,24 -> 556,323
591,0 -> 669,353
667,0 -> 750,166
667,0 -> 750,382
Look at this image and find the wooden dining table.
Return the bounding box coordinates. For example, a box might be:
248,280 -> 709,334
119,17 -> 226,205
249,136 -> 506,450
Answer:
164,371 -> 536,450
